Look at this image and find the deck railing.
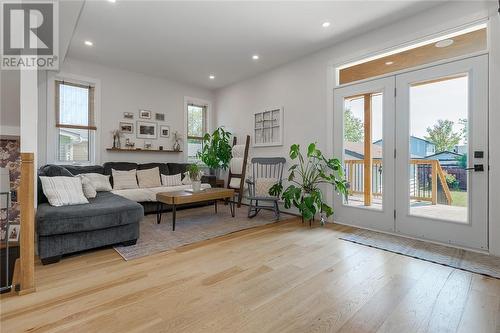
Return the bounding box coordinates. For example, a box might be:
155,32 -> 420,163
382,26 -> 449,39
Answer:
344,159 -> 452,205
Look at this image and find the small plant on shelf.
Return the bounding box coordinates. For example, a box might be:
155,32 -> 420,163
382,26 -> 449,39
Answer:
270,143 -> 347,225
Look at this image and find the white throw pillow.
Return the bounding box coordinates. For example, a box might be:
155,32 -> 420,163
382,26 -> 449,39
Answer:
181,172 -> 192,185
255,178 -> 278,197
78,175 -> 97,199
161,173 -> 183,187
40,176 -> 89,207
137,167 -> 161,188
112,169 -> 138,190
82,173 -> 112,192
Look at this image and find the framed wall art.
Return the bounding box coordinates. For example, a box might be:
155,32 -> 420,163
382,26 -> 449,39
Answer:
160,125 -> 170,138
254,107 -> 283,147
139,109 -> 152,119
123,112 -> 134,119
119,122 -> 133,134
155,113 -> 165,121
136,121 -> 157,139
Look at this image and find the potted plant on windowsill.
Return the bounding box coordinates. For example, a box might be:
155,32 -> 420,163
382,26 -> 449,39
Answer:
270,143 -> 348,226
187,163 -> 203,192
197,127 -> 232,178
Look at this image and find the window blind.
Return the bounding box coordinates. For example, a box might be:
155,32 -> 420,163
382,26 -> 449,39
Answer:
55,80 -> 96,130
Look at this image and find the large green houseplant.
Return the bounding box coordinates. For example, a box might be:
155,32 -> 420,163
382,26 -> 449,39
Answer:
270,143 -> 347,225
197,127 -> 232,175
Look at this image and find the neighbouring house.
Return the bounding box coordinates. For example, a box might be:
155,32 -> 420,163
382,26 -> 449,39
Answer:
347,136 -> 436,160
58,128 -> 90,162
373,136 -> 435,158
425,150 -> 464,166
344,141 -> 383,160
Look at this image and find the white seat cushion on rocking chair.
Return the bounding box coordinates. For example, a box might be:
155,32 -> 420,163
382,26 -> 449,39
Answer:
255,178 -> 278,197
229,177 -> 242,189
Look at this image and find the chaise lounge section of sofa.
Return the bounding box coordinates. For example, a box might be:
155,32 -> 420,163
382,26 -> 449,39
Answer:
36,162 -> 216,264
36,164 -> 144,265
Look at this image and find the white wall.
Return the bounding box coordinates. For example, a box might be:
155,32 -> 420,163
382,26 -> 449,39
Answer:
0,70 -> 21,136
215,1 -> 500,254
39,58 -> 215,165
488,8 -> 500,256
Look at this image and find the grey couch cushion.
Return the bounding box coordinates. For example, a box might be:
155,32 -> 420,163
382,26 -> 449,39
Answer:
36,192 -> 143,236
63,165 -> 104,175
39,164 -> 74,177
167,163 -> 190,176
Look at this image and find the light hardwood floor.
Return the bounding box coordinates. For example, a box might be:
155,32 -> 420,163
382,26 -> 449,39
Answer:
1,219 -> 500,333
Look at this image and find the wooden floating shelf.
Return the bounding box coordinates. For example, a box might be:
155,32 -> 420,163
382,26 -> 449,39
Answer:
106,148 -> 182,153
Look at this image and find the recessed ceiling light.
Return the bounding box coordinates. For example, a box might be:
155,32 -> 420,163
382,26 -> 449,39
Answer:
252,54 -> 259,60
435,39 -> 454,48
209,75 -> 215,80
108,0 -> 116,3
385,61 -> 394,65
84,40 -> 93,46
322,22 -> 331,28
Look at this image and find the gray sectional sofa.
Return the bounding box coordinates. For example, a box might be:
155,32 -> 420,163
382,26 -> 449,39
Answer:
36,162 -> 215,264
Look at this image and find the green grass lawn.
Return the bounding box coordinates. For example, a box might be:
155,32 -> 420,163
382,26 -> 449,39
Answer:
451,191 -> 467,207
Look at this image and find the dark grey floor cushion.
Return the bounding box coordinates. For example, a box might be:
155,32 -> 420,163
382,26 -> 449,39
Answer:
37,192 -> 144,236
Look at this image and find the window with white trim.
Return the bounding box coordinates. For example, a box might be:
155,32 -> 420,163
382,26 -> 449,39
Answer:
187,103 -> 207,161
55,80 -> 96,164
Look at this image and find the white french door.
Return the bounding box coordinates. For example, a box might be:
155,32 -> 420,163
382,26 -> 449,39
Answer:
333,55 -> 488,250
395,55 -> 488,250
333,77 -> 396,232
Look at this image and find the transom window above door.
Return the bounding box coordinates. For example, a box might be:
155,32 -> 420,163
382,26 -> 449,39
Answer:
337,24 -> 486,85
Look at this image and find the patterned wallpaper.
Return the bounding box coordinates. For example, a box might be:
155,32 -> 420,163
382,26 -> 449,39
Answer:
0,138 -> 20,241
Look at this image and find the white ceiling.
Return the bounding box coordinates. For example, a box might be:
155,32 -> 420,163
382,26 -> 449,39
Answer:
67,1 -> 445,90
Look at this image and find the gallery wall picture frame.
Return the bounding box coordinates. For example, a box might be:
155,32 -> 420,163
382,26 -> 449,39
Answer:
8,224 -> 20,242
254,107 -> 284,147
155,113 -> 165,121
137,121 -> 157,139
119,122 -> 133,134
139,109 -> 152,119
160,125 -> 171,138
123,112 -> 134,119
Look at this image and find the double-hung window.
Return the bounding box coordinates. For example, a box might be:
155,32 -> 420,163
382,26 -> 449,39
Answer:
55,80 -> 96,164
187,103 -> 207,162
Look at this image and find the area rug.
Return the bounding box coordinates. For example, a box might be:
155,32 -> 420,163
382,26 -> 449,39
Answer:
114,205 -> 292,260
339,229 -> 500,279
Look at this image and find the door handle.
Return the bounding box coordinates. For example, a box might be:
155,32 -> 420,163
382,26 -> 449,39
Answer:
465,164 -> 484,172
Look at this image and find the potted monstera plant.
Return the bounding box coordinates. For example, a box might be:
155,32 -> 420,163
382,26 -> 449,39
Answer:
197,127 -> 232,178
270,143 -> 347,225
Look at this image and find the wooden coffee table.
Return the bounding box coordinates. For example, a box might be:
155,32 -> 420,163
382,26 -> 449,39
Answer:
156,188 -> 235,231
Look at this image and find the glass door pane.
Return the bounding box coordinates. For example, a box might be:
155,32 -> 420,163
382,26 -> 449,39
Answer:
343,93 -> 383,210
408,75 -> 468,223
395,55 -> 488,250
333,76 -> 395,232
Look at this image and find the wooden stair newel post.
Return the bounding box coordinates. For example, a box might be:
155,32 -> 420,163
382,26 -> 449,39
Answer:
17,153 -> 35,295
